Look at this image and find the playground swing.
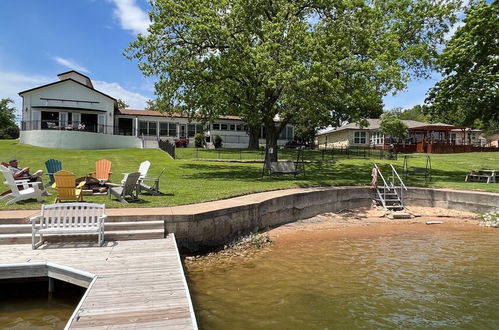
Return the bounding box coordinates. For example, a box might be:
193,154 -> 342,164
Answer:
403,155 -> 432,182
261,146 -> 305,178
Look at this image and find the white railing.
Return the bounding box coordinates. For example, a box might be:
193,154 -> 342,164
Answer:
373,163 -> 407,209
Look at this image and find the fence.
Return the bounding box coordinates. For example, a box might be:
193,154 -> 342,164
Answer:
176,146 -> 393,161
158,139 -> 176,159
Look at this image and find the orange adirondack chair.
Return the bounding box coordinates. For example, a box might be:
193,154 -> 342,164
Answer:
90,159 -> 112,182
53,170 -> 85,203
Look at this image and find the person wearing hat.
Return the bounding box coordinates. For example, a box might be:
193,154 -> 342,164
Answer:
7,159 -> 50,196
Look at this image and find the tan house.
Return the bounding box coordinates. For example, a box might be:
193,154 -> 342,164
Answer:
316,119 -> 486,152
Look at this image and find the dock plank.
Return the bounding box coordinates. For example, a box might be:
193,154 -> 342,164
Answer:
0,236 -> 197,329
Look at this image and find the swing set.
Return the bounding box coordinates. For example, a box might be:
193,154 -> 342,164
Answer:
261,146 -> 305,178
403,155 -> 432,182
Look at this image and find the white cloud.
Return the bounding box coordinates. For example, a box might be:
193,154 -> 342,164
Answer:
93,80 -> 150,109
0,72 -> 52,120
54,57 -> 90,73
109,0 -> 150,35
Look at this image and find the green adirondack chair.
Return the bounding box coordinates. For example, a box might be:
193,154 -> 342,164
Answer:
45,159 -> 62,187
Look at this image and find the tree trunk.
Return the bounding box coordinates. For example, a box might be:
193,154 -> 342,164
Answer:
265,121 -> 279,162
247,125 -> 260,149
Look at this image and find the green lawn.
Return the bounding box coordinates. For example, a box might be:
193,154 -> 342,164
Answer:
1,139 -> 498,210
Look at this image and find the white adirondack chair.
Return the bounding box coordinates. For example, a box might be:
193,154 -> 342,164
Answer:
0,165 -> 43,205
121,160 -> 150,184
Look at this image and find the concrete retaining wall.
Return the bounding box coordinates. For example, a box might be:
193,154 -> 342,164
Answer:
161,186 -> 499,253
20,130 -> 142,150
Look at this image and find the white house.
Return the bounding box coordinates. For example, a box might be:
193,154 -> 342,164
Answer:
19,71 -> 294,149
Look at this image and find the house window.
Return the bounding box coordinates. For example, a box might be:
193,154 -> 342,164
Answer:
230,124 -> 236,131
370,132 -> 384,145
168,123 -> 177,137
212,123 -> 220,130
221,123 -> 228,130
354,131 -> 366,144
188,124 -> 196,137
148,122 -> 157,136
236,124 -> 243,131
139,121 -> 148,136
196,124 -> 204,134
286,126 -> 293,140
159,122 -> 168,136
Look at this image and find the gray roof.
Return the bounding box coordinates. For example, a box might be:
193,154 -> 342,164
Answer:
317,119 -> 427,136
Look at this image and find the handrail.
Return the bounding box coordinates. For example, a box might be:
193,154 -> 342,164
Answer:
373,163 -> 389,188
389,164 -> 407,191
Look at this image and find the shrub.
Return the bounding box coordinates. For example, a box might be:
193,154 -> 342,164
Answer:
481,211 -> 499,228
194,133 -> 205,148
174,137 -> 189,147
0,125 -> 19,139
214,135 -> 223,148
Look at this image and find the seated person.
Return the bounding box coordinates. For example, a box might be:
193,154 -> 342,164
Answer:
7,159 -> 50,195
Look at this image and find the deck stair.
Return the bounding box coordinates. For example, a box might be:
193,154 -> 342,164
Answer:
373,163 -> 407,211
0,215 -> 164,245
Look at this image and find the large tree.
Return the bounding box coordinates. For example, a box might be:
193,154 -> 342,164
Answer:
127,0 -> 460,159
0,98 -> 19,139
426,0 -> 498,130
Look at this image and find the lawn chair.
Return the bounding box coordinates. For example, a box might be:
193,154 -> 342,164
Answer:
0,165 -> 43,205
53,170 -> 85,203
122,160 -> 150,184
107,172 -> 140,203
89,159 -> 112,182
139,168 -> 165,196
45,159 -> 62,187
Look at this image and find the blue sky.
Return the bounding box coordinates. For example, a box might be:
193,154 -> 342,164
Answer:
0,0 -> 461,121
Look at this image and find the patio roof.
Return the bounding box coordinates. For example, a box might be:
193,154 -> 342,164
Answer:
410,123 -> 466,131
32,106 -> 107,112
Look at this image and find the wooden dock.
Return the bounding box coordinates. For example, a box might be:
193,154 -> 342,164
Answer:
0,236 -> 198,329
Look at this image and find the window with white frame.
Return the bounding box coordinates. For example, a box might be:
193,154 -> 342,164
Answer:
354,131 -> 366,144
370,132 -> 384,145
212,123 -> 220,130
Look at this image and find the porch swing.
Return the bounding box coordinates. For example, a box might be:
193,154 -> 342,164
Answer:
403,154 -> 432,182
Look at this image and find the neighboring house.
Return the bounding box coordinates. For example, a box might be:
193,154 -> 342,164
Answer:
19,71 -> 294,149
485,134 -> 499,148
316,119 -> 485,151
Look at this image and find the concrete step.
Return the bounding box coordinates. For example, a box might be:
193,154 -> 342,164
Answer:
105,221 -> 164,231
0,224 -> 31,234
0,229 -> 164,245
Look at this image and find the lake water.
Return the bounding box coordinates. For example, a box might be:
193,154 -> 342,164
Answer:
186,226 -> 499,329
0,279 -> 85,329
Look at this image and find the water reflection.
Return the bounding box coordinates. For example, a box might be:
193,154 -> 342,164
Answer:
0,279 -> 85,329
187,228 -> 499,329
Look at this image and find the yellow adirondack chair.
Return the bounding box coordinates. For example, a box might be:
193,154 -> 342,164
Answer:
53,170 -> 85,203
89,159 -> 112,182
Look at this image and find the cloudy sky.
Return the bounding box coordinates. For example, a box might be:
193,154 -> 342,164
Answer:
0,0 -> 462,122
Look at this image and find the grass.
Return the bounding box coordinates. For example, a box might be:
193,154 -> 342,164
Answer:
1,139 -> 498,210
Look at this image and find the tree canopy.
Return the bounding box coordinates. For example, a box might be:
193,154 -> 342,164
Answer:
426,0 -> 498,131
126,0 -> 460,153
389,105 -> 429,122
0,98 -> 19,139
379,112 -> 409,143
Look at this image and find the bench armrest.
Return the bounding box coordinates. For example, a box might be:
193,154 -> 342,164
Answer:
76,181 -> 86,189
30,215 -> 43,229
98,215 -> 107,225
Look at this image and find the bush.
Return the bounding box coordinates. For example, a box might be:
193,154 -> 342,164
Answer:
174,137 -> 189,147
214,135 -> 223,148
0,125 -> 19,139
194,133 -> 205,148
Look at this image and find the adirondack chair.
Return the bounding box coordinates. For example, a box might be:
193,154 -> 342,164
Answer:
0,165 -> 43,205
139,168 -> 165,196
121,160 -> 150,184
53,170 -> 86,203
89,159 -> 112,182
107,172 -> 140,203
45,159 -> 62,187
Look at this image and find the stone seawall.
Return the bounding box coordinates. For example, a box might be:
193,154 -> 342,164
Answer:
164,186 -> 499,253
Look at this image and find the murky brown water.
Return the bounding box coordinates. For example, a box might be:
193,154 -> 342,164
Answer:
0,279 -> 85,329
186,226 -> 499,329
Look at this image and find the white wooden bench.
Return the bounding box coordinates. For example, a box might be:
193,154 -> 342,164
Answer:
30,203 -> 106,249
269,161 -> 298,177
465,170 -> 496,184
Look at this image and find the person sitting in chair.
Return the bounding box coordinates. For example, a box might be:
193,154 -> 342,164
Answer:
7,159 -> 50,196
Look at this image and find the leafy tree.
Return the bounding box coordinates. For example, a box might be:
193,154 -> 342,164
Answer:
116,99 -> 130,109
0,98 -> 19,139
391,105 -> 429,122
426,0 -> 498,130
126,0 -> 460,160
379,112 -> 409,143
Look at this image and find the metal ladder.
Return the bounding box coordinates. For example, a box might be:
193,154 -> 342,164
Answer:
373,163 -> 407,211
